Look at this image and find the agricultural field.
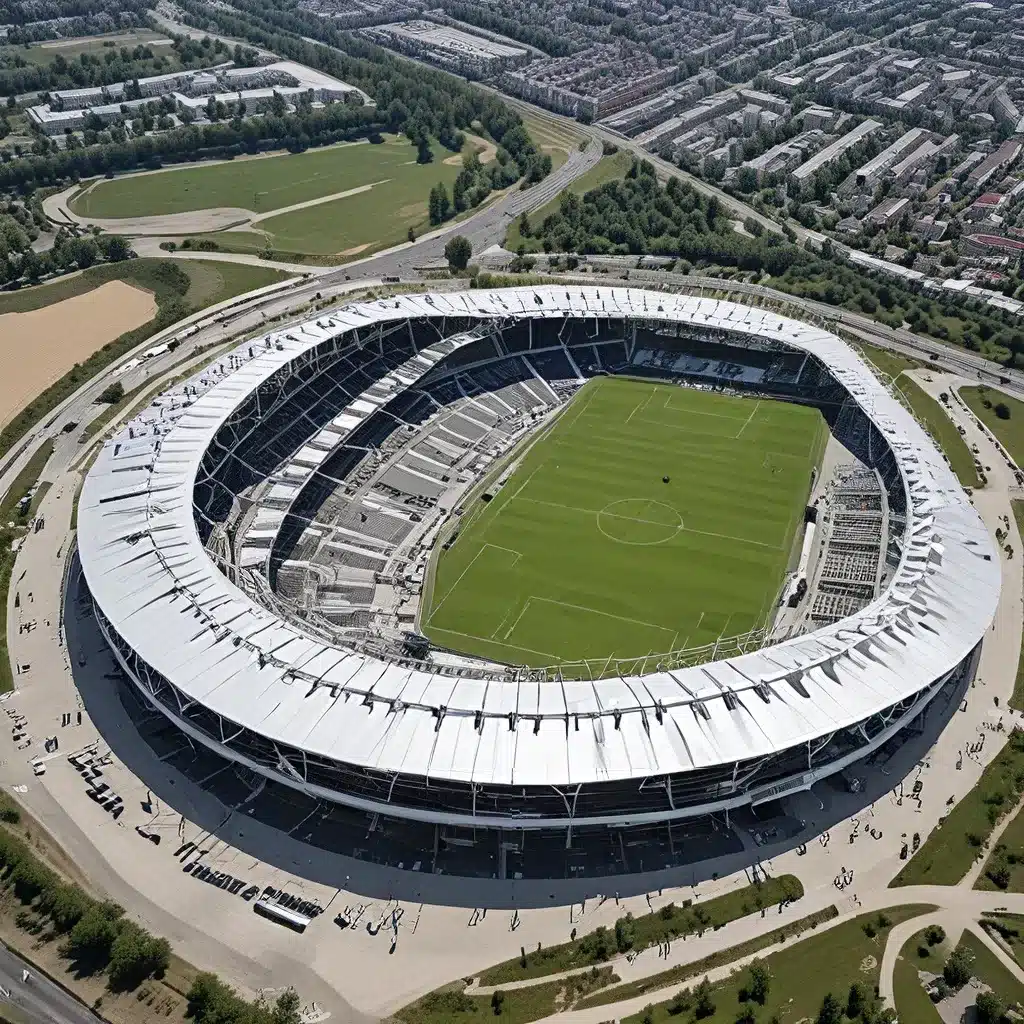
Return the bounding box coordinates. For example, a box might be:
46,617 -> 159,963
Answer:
422,376 -> 827,672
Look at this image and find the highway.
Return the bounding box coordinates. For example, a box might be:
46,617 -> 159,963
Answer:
0,942 -> 100,1024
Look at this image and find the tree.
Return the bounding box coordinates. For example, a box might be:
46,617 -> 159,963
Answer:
428,183 -> 451,226
60,905 -> 119,970
736,1007 -> 757,1024
98,234 -> 132,262
995,402 -> 1011,420
615,913 -> 636,952
491,990 -> 506,1015
416,137 -> 433,165
943,944 -> 974,989
407,226 -> 416,243
107,921 -> 170,991
272,989 -> 302,1024
847,983 -> 866,1019
444,235 -> 472,272
747,960 -> 771,1005
695,977 -> 716,1020
97,382 -> 125,404
975,990 -> 1004,1024
816,993 -> 843,1024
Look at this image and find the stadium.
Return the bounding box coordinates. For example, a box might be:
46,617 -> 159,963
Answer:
76,285 -> 1000,881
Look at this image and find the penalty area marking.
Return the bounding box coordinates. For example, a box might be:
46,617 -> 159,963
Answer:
503,595 -> 678,647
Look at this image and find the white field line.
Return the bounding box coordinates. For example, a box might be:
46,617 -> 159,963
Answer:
520,595 -> 678,640
427,623 -> 559,662
426,543 -> 491,624
514,496 -> 782,550
734,399 -> 762,439
503,597 -> 535,640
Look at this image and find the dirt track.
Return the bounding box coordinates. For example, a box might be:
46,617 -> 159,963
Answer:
0,281 -> 156,428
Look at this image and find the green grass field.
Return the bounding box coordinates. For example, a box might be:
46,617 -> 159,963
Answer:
960,385 -> 1024,465
422,377 -> 827,672
71,136 -> 451,219
892,729 -> 1024,887
894,376 -> 981,488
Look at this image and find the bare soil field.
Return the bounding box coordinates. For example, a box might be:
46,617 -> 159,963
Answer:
0,281 -> 156,428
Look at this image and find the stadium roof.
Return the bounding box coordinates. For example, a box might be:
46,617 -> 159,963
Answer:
78,287 -> 1000,794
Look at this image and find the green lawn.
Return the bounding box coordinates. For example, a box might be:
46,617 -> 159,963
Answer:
395,966 -> 619,1024
975,795 -> 1024,892
622,907 -> 935,1024
0,440 -> 52,523
894,376 -> 981,488
182,140 -> 481,259
857,342 -> 925,383
0,29 -> 172,66
520,110 -> 589,172
578,906 -> 840,1010
0,259 -> 289,316
892,729 -> 1024,887
480,876 -> 804,986
980,915 -> 1024,968
959,929 -> 1024,1006
506,149 -> 632,252
959,386 -> 1024,466
893,928 -> 945,1024
73,136 -> 426,218
421,377 -> 826,673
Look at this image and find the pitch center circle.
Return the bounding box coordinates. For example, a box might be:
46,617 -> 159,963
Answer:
596,499 -> 684,546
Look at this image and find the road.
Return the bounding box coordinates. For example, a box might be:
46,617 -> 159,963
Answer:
0,942 -> 100,1024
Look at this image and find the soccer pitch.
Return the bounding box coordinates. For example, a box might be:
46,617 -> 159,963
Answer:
421,377 -> 829,672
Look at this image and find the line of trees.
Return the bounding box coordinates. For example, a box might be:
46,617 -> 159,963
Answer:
0,816 -> 171,992
0,36 -> 257,96
521,157 -> 1024,364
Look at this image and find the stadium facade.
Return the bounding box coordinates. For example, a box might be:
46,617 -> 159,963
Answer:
77,287 -> 999,849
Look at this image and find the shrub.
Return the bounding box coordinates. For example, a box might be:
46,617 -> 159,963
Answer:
995,402 -> 1011,420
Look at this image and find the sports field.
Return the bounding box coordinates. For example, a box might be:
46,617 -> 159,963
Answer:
70,136 -> 454,219
422,377 -> 828,672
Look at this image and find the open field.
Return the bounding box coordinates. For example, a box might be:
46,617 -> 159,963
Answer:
177,139 -> 484,259
72,138 -> 398,218
892,729 -> 1024,887
893,927 -> 946,1024
0,259 -> 291,462
505,149 -> 633,251
959,385 -> 1024,465
894,376 -> 981,488
422,376 -> 827,671
621,907 -> 934,1024
520,109 -> 589,172
0,29 -> 172,66
0,281 -> 155,429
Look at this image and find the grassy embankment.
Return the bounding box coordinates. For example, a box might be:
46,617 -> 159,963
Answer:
892,729 -> 1024,887
619,907 -> 935,1024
